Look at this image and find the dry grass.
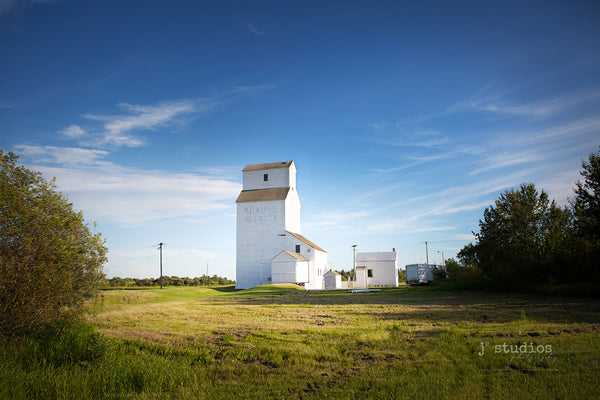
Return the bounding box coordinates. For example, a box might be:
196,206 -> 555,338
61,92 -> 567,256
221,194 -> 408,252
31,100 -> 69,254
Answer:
2,284 -> 598,399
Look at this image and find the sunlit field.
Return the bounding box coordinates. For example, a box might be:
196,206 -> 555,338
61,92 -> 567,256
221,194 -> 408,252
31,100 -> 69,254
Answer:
2,285 -> 599,399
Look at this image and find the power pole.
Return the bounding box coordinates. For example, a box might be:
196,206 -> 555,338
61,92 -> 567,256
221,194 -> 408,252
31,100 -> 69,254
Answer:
424,241 -> 429,264
352,244 -> 357,285
158,243 -> 164,289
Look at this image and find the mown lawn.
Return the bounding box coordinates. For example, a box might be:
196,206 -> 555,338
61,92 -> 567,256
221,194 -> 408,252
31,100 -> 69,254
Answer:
2,284 -> 599,399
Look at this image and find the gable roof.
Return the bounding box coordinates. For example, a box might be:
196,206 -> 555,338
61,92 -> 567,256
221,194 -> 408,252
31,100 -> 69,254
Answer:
356,251 -> 397,262
271,250 -> 308,262
242,161 -> 293,172
286,230 -> 327,253
324,270 -> 341,276
236,187 -> 290,203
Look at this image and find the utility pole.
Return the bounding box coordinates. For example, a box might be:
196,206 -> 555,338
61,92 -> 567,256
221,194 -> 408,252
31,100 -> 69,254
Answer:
352,244 -> 357,285
424,241 -> 429,264
158,243 -> 164,289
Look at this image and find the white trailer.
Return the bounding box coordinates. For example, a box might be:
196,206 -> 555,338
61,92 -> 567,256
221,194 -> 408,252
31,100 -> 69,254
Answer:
405,264 -> 440,285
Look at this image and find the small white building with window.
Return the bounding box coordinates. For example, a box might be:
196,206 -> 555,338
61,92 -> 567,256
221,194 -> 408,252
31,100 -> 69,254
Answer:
355,251 -> 399,287
236,161 -> 327,290
323,270 -> 342,289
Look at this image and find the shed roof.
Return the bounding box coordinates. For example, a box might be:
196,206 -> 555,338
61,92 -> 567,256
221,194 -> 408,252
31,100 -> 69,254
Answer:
242,161 -> 293,172
356,251 -> 397,262
286,230 -> 327,253
236,187 -> 290,203
324,270 -> 341,276
272,250 -> 308,262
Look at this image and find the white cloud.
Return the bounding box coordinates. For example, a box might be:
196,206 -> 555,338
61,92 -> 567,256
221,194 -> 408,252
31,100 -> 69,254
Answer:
33,164 -> 241,225
60,124 -> 86,138
80,99 -> 214,147
13,144 -> 110,166
448,88 -> 600,118
451,233 -> 476,241
469,151 -> 546,175
54,98 -> 220,148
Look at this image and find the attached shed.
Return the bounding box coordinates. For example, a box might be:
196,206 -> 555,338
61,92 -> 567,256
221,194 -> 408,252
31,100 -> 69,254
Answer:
355,251 -> 399,287
271,250 -> 309,284
323,270 -> 342,289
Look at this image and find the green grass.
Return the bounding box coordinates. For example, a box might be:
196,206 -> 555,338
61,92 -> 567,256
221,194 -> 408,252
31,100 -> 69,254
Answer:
2,284 -> 599,399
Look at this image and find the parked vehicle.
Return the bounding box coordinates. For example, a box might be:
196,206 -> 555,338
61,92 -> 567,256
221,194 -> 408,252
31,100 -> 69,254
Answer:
405,264 -> 442,285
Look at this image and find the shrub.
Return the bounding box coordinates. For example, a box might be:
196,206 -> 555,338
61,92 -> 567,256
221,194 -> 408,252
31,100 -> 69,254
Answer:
0,151 -> 107,336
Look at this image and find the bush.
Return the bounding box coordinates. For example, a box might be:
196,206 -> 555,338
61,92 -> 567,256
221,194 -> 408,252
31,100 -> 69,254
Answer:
0,151 -> 107,336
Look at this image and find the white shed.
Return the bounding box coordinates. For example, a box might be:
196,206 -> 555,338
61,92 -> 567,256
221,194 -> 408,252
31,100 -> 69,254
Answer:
323,270 -> 342,289
355,251 -> 399,287
271,250 -> 309,284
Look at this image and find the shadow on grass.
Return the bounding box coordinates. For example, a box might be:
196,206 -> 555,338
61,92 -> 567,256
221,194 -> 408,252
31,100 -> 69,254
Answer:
215,285 -> 600,324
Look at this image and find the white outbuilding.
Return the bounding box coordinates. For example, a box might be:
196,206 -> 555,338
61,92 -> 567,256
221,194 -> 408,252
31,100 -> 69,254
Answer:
355,251 -> 399,287
323,270 -> 342,289
236,161 -> 327,290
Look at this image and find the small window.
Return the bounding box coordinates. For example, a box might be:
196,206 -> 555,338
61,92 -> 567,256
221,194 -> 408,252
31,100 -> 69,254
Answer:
367,269 -> 373,278
264,174 -> 269,181
295,245 -> 301,253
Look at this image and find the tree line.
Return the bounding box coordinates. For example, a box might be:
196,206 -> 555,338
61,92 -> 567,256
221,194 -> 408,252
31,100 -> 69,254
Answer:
438,148 -> 600,294
105,275 -> 235,287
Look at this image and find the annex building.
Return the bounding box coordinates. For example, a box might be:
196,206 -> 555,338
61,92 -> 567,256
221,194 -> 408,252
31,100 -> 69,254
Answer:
235,161 -> 327,290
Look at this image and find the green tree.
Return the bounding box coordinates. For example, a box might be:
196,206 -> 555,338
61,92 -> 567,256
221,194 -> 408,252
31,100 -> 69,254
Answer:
473,183 -> 571,287
0,151 -> 107,336
570,148 -> 600,281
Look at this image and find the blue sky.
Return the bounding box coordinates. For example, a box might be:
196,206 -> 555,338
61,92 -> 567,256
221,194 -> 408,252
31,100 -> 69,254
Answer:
2,0 -> 599,280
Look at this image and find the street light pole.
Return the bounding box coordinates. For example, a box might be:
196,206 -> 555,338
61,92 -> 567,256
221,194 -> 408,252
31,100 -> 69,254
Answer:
437,250 -> 445,266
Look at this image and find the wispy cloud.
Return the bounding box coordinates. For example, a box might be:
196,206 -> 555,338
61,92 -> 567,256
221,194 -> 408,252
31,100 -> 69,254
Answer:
447,88 -> 600,118
469,151 -> 546,175
15,145 -> 241,225
33,163 -> 241,225
60,125 -> 87,138
74,98 -> 216,147
14,144 -> 110,167
237,17 -> 270,37
371,146 -> 479,174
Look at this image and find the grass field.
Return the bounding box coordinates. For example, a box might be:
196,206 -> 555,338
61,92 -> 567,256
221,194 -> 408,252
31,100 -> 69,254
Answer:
2,284 -> 599,399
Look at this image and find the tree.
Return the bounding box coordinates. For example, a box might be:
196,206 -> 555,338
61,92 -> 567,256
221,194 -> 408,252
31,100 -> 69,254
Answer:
570,148 -> 600,281
0,151 -> 107,336
472,183 -> 571,287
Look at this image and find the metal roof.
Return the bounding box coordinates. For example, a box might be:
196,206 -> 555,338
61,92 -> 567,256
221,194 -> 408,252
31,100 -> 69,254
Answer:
271,250 -> 308,262
236,187 -> 290,203
242,161 -> 293,172
356,251 -> 397,262
286,230 -> 327,253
